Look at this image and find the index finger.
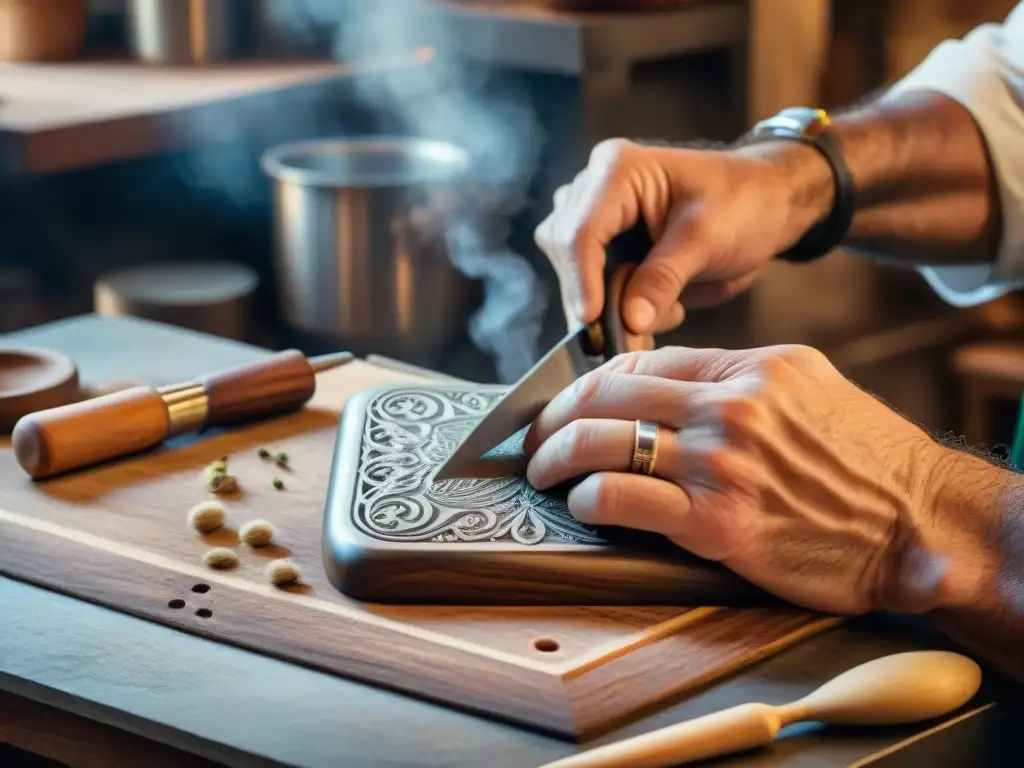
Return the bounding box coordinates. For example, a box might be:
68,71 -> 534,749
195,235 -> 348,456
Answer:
604,346 -> 752,383
558,154 -> 644,324
523,368 -> 710,456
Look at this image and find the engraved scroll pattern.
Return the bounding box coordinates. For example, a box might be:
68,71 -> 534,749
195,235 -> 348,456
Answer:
354,389 -> 604,545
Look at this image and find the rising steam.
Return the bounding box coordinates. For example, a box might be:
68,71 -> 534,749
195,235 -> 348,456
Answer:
263,0 -> 550,382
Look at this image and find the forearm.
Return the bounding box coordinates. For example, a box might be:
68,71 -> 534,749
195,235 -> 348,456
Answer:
902,447 -> 1024,681
748,90 -> 1002,266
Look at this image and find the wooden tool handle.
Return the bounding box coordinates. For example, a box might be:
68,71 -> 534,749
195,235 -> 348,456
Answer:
540,702 -> 781,768
198,349 -> 316,427
11,386 -> 170,479
603,263 -> 655,355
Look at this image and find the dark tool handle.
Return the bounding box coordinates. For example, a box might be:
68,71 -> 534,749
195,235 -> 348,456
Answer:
579,220 -> 656,359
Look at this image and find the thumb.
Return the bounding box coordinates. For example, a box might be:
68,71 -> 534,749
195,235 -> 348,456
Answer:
622,210 -> 706,333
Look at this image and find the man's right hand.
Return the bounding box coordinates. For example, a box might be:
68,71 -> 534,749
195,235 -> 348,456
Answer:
533,138 -> 831,334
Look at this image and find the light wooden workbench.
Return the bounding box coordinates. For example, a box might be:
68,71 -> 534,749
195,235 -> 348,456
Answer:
0,314 -> 1016,768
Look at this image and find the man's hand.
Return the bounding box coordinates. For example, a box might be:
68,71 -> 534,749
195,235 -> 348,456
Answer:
533,139 -> 827,335
523,345 -> 977,616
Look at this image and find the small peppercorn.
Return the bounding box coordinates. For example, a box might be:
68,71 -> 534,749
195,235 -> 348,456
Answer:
274,452 -> 289,468
272,477 -> 284,490
257,447 -> 271,459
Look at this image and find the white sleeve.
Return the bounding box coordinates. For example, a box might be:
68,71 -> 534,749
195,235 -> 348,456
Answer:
880,4 -> 1024,307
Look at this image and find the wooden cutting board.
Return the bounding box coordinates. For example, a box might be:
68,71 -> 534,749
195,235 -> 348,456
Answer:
0,358 -> 840,741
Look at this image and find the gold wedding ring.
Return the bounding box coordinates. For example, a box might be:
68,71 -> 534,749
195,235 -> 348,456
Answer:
630,420 -> 659,476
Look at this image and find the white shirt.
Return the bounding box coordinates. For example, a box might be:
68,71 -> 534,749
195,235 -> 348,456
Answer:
881,2 -> 1024,307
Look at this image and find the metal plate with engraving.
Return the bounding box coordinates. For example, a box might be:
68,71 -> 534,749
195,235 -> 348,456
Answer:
322,383 -> 770,606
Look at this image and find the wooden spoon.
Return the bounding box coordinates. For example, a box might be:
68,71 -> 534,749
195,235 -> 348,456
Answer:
539,651 -> 982,768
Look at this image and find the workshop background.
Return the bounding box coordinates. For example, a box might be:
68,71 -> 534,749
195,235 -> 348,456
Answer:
0,0 -> 1019,450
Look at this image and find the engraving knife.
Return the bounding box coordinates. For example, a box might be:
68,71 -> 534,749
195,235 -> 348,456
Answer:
433,221 -> 656,481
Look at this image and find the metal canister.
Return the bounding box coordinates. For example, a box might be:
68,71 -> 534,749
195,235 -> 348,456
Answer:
260,137 -> 481,364
127,0 -> 252,65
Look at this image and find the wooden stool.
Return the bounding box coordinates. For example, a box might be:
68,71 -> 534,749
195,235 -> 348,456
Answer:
952,342 -> 1024,447
94,262 -> 259,342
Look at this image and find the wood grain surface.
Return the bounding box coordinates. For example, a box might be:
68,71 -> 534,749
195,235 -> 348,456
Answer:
0,346 -> 79,433
0,356 -> 840,741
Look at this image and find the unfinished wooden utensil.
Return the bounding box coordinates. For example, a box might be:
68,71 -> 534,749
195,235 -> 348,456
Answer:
11,349 -> 352,479
538,650 -> 982,768
0,347 -> 79,434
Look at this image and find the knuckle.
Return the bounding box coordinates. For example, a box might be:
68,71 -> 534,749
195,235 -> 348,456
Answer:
679,210 -> 711,242
718,397 -> 770,440
569,370 -> 607,405
756,343 -> 832,386
560,420 -> 593,458
641,258 -> 684,299
589,137 -> 631,165
771,343 -> 827,369
647,345 -> 690,369
603,350 -> 645,374
706,449 -> 746,487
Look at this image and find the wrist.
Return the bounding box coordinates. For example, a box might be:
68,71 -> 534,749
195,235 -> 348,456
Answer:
879,443 -> 1018,614
732,140 -> 837,246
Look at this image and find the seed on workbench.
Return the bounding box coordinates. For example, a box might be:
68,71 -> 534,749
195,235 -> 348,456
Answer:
257,447 -> 271,459
267,559 -> 301,587
274,452 -> 289,468
187,500 -> 228,533
203,547 -> 240,570
202,463 -> 238,494
240,519 -> 276,547
272,477 -> 284,490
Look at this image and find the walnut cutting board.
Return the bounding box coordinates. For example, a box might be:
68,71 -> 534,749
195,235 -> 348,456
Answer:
0,359 -> 840,740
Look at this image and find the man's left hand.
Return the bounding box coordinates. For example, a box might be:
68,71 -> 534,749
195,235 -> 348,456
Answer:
523,345 -> 974,615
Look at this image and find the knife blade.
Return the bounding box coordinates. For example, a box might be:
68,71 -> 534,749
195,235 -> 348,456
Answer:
433,220 -> 656,481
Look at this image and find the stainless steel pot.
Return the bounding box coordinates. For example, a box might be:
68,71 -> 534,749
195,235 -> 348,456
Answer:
260,137 -> 481,363
127,0 -> 252,64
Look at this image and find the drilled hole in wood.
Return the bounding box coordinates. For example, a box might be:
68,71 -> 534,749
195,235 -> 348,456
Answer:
533,637 -> 559,653
167,599 -> 185,609
195,608 -> 213,619
192,583 -> 211,593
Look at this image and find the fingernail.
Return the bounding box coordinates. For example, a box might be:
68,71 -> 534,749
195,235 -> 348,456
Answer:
573,297 -> 588,323
624,297 -> 656,331
524,461 -> 544,490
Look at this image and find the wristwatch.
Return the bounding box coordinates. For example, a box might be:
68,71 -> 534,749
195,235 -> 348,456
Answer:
743,107 -> 856,263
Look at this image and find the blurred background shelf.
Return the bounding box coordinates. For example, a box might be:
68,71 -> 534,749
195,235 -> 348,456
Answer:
0,57 -> 421,174
0,0 -> 1021,439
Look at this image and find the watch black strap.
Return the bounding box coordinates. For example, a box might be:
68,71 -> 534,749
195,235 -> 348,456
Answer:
747,112 -> 857,263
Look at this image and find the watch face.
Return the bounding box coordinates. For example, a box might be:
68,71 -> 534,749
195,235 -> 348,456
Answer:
754,107 -> 830,139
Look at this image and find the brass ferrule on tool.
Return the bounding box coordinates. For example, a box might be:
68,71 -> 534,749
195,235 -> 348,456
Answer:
158,381 -> 210,436
9,349 -> 354,480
